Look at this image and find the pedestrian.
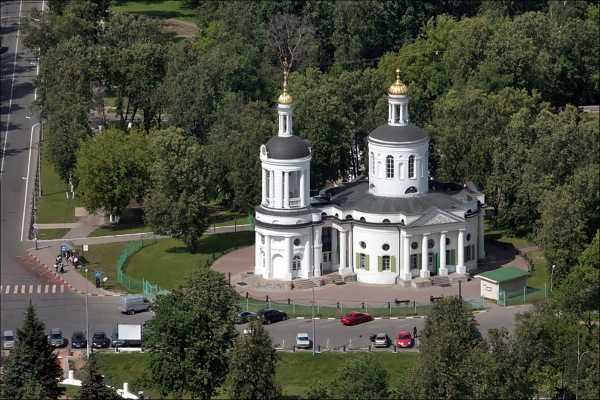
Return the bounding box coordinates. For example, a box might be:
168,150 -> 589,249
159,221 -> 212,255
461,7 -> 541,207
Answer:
54,263 -> 59,273
56,255 -> 62,265
59,263 -> 65,274
73,255 -> 79,268
95,276 -> 100,288
413,324 -> 418,338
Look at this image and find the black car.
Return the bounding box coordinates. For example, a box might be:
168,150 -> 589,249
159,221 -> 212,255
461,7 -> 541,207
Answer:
257,309 -> 288,325
91,331 -> 111,348
71,331 -> 87,349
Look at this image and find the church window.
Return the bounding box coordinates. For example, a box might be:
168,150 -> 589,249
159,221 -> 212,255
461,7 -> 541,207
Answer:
360,217 -> 366,221
386,156 -> 394,178
408,155 -> 415,178
446,238 -> 451,246
261,235 -> 265,244
382,256 -> 390,270
359,241 -> 366,249
466,233 -> 471,242
294,238 -> 301,246
410,254 -> 419,269
405,186 -> 418,194
382,219 -> 390,223
382,243 -> 390,251
411,242 -> 418,250
370,152 -> 375,174
428,239 -> 435,249
293,255 -> 301,271
359,253 -> 367,269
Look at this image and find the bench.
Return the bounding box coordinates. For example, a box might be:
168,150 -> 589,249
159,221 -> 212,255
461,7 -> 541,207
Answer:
394,299 -> 411,306
430,296 -> 442,303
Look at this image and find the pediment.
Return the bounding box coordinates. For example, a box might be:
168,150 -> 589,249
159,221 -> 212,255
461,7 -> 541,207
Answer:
409,209 -> 462,228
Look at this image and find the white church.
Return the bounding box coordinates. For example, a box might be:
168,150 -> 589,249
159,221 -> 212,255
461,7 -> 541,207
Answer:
253,69 -> 485,287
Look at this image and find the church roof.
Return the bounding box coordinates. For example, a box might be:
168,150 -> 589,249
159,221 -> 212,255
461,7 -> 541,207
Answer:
265,135 -> 310,159
324,180 -> 472,216
388,68 -> 409,95
369,123 -> 429,144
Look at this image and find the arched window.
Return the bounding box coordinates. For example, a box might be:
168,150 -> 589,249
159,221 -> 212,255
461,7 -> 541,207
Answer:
370,152 -> 375,174
405,186 -> 418,194
386,155 -> 394,178
408,155 -> 415,178
293,255 -> 301,271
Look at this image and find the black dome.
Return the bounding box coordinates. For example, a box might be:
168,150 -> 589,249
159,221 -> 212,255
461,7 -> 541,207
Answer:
369,123 -> 429,144
265,135 -> 310,159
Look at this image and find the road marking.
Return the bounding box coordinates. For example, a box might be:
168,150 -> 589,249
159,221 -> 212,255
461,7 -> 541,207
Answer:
21,284 -> 25,293
44,284 -> 49,293
52,285 -> 56,293
29,284 -> 33,293
37,284 -> 41,293
3,285 -> 9,294
13,285 -> 18,294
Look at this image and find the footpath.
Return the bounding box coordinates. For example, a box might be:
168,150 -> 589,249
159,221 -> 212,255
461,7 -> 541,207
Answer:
29,210 -> 538,308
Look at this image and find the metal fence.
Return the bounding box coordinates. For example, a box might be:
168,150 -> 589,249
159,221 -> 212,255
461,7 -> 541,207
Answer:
237,294 -> 487,318
117,236 -> 169,300
498,283 -> 548,306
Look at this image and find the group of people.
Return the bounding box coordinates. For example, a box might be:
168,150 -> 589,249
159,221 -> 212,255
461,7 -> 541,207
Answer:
54,253 -> 80,274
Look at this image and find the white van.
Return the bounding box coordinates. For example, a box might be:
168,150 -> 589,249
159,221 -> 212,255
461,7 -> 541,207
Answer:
2,330 -> 15,349
118,294 -> 152,315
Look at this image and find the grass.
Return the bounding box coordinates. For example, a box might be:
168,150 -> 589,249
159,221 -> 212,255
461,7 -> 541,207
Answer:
59,384 -> 80,399
36,228 -> 70,240
92,351 -> 419,399
88,207 -> 152,237
484,216 -> 534,249
37,142 -> 78,224
111,0 -> 197,23
123,232 -> 254,289
74,241 -> 130,293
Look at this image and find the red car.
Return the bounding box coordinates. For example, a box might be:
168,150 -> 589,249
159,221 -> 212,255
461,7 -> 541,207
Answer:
396,331 -> 414,348
341,311 -> 373,326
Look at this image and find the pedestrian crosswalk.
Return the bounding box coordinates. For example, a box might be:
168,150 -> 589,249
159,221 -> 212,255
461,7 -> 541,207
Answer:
0,284 -> 68,295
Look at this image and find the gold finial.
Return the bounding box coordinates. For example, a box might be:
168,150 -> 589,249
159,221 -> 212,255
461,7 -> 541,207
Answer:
388,67 -> 408,95
278,58 -> 293,105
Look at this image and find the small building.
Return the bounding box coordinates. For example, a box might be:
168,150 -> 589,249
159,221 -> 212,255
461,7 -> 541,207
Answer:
475,267 -> 528,301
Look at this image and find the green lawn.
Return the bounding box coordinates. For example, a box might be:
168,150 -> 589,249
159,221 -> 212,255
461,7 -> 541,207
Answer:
36,228 -> 70,240
92,351 -> 419,399
75,241 -> 129,293
111,0 -> 197,23
88,207 -> 152,237
484,216 -> 534,249
37,142 -> 77,224
123,232 -> 254,290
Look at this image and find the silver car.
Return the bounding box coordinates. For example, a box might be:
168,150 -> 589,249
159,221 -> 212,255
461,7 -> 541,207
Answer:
373,333 -> 391,348
48,328 -> 66,347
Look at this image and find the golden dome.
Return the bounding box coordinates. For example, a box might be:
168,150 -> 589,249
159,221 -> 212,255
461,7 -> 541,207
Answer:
278,68 -> 293,105
388,68 -> 408,95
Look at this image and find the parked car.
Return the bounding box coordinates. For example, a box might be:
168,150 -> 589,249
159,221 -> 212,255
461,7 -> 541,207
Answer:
296,333 -> 311,349
2,330 -> 15,350
118,294 -> 152,315
257,309 -> 288,325
235,311 -> 256,324
341,311 -> 373,326
48,328 -> 66,347
373,333 -> 391,348
71,331 -> 87,349
396,331 -> 414,348
473,330 -> 483,342
91,331 -> 111,348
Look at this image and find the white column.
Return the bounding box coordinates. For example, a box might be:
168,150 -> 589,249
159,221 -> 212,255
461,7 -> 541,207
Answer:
314,227 -> 322,277
284,172 -> 290,209
457,229 -> 466,274
439,232 -> 448,276
420,234 -> 430,279
348,229 -> 353,269
300,170 -> 305,207
255,232 -> 261,275
478,212 -> 485,260
400,233 -> 411,281
285,237 -> 292,279
269,170 -> 275,207
302,239 -> 311,279
261,168 -> 267,205
265,235 -> 272,278
339,230 -> 347,272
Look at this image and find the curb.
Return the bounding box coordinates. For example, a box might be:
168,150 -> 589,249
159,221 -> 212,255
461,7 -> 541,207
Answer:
26,251 -> 120,297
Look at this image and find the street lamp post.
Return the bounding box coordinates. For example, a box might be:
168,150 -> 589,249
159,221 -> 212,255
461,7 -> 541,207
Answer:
576,332 -> 592,400
550,264 -> 556,292
85,268 -> 90,358
311,270 -> 316,356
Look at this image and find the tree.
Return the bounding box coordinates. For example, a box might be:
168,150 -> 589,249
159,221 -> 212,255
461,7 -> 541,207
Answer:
407,296 -> 481,399
0,302 -> 65,399
144,128 -> 211,252
310,354 -> 389,399
143,267 -> 239,399
265,13 -> 315,72
226,319 -> 281,400
76,128 -> 150,220
79,352 -> 120,400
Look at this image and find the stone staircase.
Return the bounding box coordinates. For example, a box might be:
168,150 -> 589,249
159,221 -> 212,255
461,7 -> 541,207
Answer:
291,273 -> 345,290
430,275 -> 452,287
